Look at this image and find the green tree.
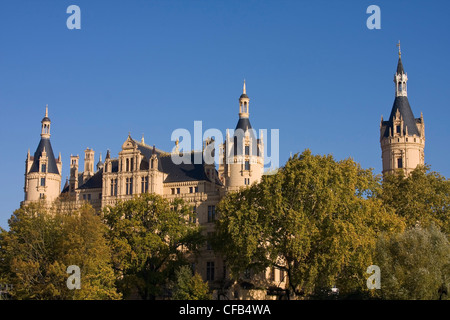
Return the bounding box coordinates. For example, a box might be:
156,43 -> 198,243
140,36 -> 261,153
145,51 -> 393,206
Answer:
0,202 -> 121,300
375,223 -> 450,300
381,166 -> 450,235
172,265 -> 211,300
103,193 -> 204,300
213,150 -> 405,299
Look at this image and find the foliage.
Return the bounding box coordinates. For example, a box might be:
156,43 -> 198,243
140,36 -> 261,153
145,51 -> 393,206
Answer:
0,202 -> 121,300
375,223 -> 450,300
213,150 -> 405,299
102,193 -> 204,300
172,265 -> 211,300
381,165 -> 450,235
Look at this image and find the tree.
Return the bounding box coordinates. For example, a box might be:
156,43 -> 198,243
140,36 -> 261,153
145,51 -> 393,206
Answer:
0,202 -> 121,300
381,165 -> 450,235
213,150 -> 405,299
375,223 -> 450,300
172,265 -> 211,300
103,193 -> 204,300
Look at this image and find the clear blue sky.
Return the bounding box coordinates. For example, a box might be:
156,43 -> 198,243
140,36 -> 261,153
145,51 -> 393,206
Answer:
1,0 -> 449,229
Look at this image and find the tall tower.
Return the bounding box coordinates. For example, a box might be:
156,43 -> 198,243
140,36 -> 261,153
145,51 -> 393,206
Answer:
83,148 -> 95,183
219,81 -> 264,192
24,106 -> 62,203
380,43 -> 425,175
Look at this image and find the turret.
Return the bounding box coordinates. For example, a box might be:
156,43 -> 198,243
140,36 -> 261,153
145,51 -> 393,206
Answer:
380,43 -> 425,176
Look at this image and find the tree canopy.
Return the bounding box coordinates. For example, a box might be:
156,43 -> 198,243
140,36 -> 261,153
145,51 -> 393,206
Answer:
375,223 -> 450,300
381,165 -> 450,234
213,150 -> 405,298
0,202 -> 121,300
102,193 -> 205,300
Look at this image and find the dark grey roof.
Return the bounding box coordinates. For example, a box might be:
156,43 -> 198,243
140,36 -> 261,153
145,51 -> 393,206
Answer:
76,142 -> 222,189
29,138 -> 60,174
383,96 -> 421,137
159,152 -> 222,184
235,118 -> 253,131
41,117 -> 51,122
240,93 -> 249,99
78,169 -> 103,190
396,57 -> 405,74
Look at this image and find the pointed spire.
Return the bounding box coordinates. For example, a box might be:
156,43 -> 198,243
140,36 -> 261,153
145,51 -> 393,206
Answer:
396,41 -> 405,75
243,79 -> 246,95
45,104 -> 48,118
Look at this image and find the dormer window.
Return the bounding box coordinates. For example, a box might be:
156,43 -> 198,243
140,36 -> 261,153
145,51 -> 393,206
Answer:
396,125 -> 401,134
41,163 -> 46,173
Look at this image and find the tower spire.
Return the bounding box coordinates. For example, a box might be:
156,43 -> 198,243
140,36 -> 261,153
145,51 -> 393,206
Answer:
41,105 -> 51,138
238,80 -> 250,119
394,42 -> 407,97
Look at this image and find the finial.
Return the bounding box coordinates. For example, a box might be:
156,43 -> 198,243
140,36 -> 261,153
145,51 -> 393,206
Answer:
243,79 -> 246,94
397,40 -> 401,58
45,104 -> 48,118
141,133 -> 145,145
99,152 -> 102,162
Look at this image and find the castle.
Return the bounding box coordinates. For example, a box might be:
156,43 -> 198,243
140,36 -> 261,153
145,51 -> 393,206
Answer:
23,48 -> 425,299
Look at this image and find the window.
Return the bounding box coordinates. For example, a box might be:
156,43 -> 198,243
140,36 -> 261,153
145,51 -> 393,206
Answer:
245,145 -> 250,156
189,187 -> 193,193
110,179 -> 117,196
126,178 -> 133,195
396,125 -> 401,134
195,186 -> 199,193
126,159 -> 129,172
176,188 -> 180,194
397,158 -> 403,169
99,193 -> 102,199
83,194 -> 86,200
244,178 -> 250,185
39,193 -> 45,199
206,262 -> 215,281
41,164 -> 46,173
208,205 -> 216,222
245,161 -> 250,171
40,178 -> 46,187
141,177 -> 148,193
207,232 -> 213,250
87,194 -> 91,201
